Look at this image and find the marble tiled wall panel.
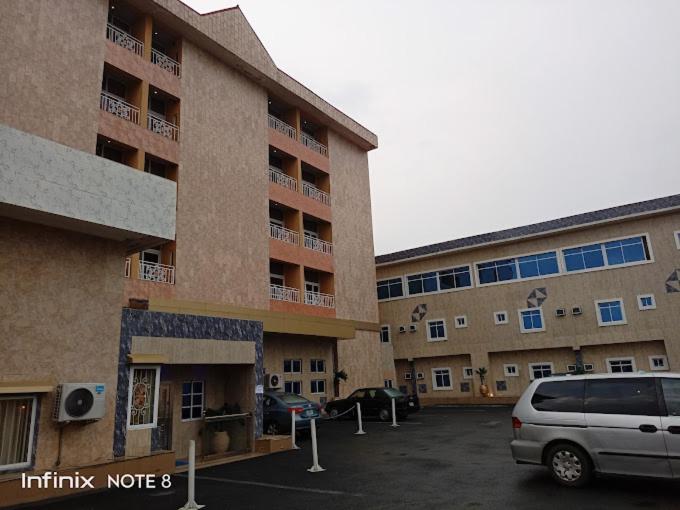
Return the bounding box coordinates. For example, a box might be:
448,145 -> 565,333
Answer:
0,124 -> 177,240
0,218 -> 125,471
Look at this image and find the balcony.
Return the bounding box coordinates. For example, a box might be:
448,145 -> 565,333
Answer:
139,260 -> 175,284
268,115 -> 329,158
300,132 -> 328,157
101,92 -> 139,124
268,167 -> 297,191
304,234 -> 333,256
270,284 -> 299,303
147,113 -> 179,141
151,48 -> 181,77
106,23 -> 144,57
302,182 -> 331,206
304,290 -> 335,309
268,114 -> 296,140
269,223 -> 299,245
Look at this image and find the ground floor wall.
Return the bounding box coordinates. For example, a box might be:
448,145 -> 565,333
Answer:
336,330 -> 384,398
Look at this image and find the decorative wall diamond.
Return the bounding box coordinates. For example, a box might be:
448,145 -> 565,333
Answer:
666,269 -> 680,293
527,287 -> 547,308
411,304 -> 428,322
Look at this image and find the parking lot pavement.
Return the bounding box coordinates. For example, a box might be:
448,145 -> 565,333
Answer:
25,407 -> 680,510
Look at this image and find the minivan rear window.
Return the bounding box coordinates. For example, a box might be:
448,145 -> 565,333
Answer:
585,378 -> 659,416
531,380 -> 585,412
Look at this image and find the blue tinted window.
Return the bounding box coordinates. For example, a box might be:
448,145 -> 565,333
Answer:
438,266 -> 472,290
407,272 -> 438,295
598,301 -> 624,323
604,237 -> 648,265
377,278 -> 403,300
518,252 -> 559,278
454,267 -> 471,288
521,309 -> 543,330
563,244 -> 604,271
477,259 -> 517,284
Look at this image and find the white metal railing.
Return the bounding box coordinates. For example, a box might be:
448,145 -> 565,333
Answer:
302,182 -> 331,206
304,290 -> 335,308
147,113 -> 179,141
138,260 -> 175,284
124,257 -> 131,278
304,234 -> 333,255
106,23 -> 144,57
151,48 -> 181,77
268,114 -> 297,140
268,167 -> 297,191
269,223 -> 299,245
100,92 -> 140,124
270,284 -> 300,303
300,132 -> 328,157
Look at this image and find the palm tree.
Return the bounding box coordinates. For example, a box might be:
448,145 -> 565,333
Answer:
475,367 -> 488,385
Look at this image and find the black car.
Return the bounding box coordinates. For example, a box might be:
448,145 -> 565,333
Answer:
325,387 -> 410,421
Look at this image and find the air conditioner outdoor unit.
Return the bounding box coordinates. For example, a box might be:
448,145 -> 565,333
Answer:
398,326 -> 406,334
555,308 -> 566,318
265,373 -> 283,390
572,306 -> 583,316
409,324 -> 417,332
416,372 -> 425,380
53,383 -> 106,422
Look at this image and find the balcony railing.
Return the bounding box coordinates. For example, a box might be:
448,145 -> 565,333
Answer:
268,167 -> 297,191
300,132 -> 328,157
151,48 -> 181,77
304,290 -> 335,308
270,284 -> 300,303
302,182 -> 331,206
304,234 -> 333,255
100,92 -> 140,124
106,23 -> 144,57
269,223 -> 299,245
139,260 -> 175,284
147,113 -> 179,141
268,114 -> 297,140
124,257 -> 131,278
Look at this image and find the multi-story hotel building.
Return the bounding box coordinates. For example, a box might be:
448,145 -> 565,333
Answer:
0,0 -> 379,504
376,196 -> 680,405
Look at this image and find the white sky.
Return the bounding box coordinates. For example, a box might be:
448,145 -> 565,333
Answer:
183,0 -> 680,255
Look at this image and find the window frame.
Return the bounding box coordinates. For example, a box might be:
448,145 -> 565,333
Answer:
560,233 -> 654,275
528,362 -> 554,381
180,380 -> 205,422
283,359 -> 302,374
504,364 -> 519,377
404,371 -> 412,380
377,277 -> 405,301
310,379 -> 326,395
310,359 -> 326,373
380,325 -> 391,343
426,319 -> 448,342
595,298 -> 627,327
404,265 -> 473,298
454,315 -> 468,329
127,365 -> 161,430
284,380 -> 302,394
649,355 -> 668,371
675,231 -> 680,250
0,395 -> 38,472
462,367 -> 473,380
606,357 -> 636,373
474,249 -> 561,288
518,307 -> 545,333
494,311 -> 509,325
637,294 -> 656,311
384,379 -> 393,389
431,367 -> 453,390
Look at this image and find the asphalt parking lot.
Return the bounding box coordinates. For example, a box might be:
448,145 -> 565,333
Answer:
26,406 -> 680,510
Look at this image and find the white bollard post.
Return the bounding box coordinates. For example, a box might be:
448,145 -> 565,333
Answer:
307,418 -> 325,473
178,440 -> 205,510
391,398 -> 400,428
354,403 -> 366,435
291,409 -> 300,449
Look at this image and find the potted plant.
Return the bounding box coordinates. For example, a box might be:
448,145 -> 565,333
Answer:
205,405 -> 232,453
475,367 -> 489,397
334,369 -> 347,383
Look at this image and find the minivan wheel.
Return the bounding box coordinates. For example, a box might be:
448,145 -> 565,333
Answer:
329,408 -> 339,418
546,443 -> 592,487
378,408 -> 390,422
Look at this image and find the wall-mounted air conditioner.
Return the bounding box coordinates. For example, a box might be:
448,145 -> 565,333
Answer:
417,372 -> 424,380
409,324 -> 417,333
265,373 -> 283,390
572,306 -> 583,316
53,383 -> 106,422
399,326 -> 406,334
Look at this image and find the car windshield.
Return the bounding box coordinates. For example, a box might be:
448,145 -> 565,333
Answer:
278,393 -> 310,404
383,388 -> 403,398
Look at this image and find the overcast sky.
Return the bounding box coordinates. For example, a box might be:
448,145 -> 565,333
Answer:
184,0 -> 680,255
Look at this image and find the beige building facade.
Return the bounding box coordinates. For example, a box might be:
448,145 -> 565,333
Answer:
376,197 -> 680,406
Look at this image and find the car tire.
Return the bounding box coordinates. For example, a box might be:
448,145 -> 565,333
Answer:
378,408 -> 391,422
265,421 -> 280,436
329,408 -> 339,419
545,443 -> 593,488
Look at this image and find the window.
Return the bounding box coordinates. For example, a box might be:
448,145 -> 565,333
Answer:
311,379 -> 326,394
477,252 -> 559,285
528,363 -> 553,380
531,380 -> 585,412
384,379 -> 393,389
454,315 -> 468,329
380,325 -> 391,343
675,231 -> 680,250
426,319 -> 447,341
0,396 -> 37,471
596,299 -> 627,326
563,235 -> 651,272
519,308 -> 545,333
606,357 -> 636,373
432,368 -> 453,390
404,372 -> 412,380
649,355 -> 668,371
637,294 -> 656,311
585,378 -> 659,416
661,378 -> 680,416
494,311 -> 508,325
462,367 -> 473,379
584,363 -> 594,372
504,364 -> 519,377
270,261 -> 285,287
284,381 -> 302,394
310,359 -> 325,373
128,366 -> 160,429
377,278 -> 404,300
283,359 -> 302,374
407,266 -> 472,296
181,381 -> 204,421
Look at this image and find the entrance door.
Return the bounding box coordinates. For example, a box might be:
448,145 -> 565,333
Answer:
156,383 -> 173,451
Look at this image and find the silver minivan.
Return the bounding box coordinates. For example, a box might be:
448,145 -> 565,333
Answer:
511,372 -> 680,486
